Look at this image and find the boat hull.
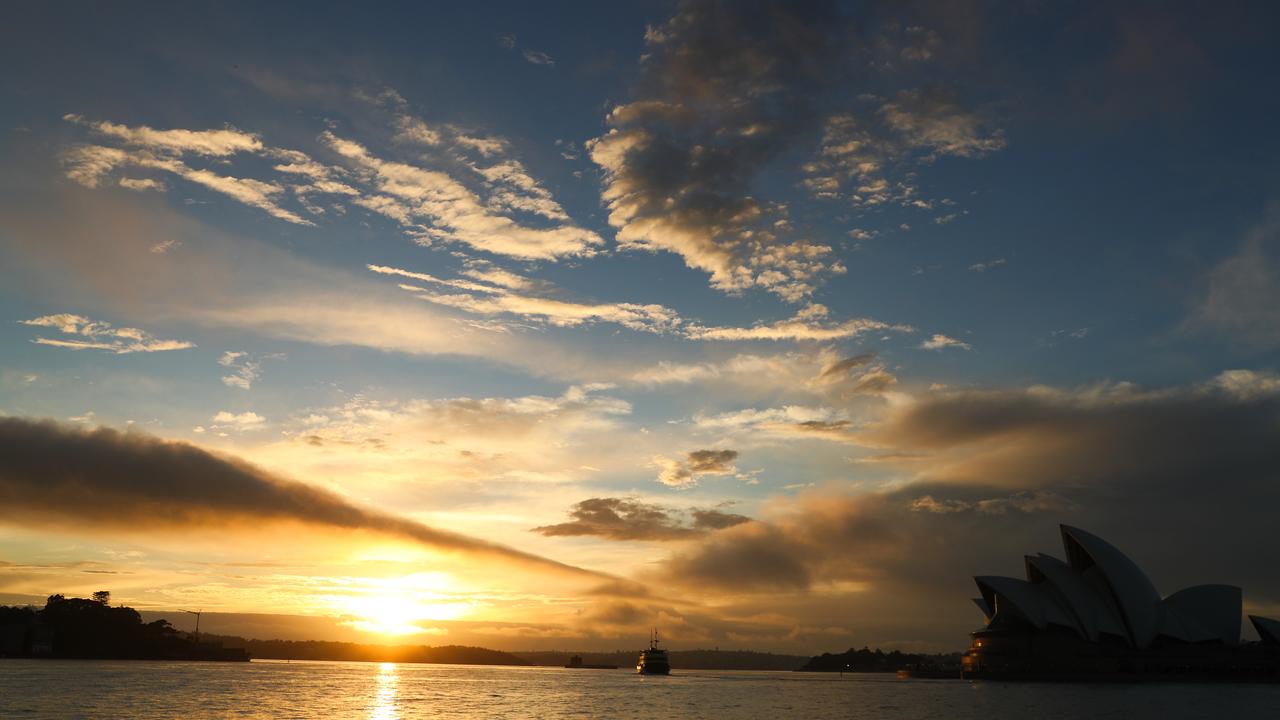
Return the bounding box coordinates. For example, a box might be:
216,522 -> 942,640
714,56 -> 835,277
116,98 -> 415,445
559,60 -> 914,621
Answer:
636,650 -> 670,675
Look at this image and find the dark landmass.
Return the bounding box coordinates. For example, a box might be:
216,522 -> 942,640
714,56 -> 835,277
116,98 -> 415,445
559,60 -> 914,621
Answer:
205,635 -> 530,666
800,646 -> 962,673
7,592 -> 932,672
519,649 -> 810,671
0,593 -> 247,661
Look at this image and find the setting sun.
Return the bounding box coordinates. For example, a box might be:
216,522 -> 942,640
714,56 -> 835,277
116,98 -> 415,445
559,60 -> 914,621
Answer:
328,572 -> 472,636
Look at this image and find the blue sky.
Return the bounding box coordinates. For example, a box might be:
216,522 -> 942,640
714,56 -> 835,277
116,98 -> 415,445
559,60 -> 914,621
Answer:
3,1 -> 1280,652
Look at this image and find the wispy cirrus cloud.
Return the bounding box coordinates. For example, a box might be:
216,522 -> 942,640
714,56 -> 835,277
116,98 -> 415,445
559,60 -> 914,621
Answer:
218,351 -> 284,390
63,144 -> 313,225
685,304 -> 914,342
372,264 -> 913,343
59,100 -> 599,257
691,405 -> 858,445
63,114 -> 264,156
1,190 -> 588,379
628,349 -> 896,399
21,313 -> 194,354
323,132 -> 600,260
370,264 -> 681,333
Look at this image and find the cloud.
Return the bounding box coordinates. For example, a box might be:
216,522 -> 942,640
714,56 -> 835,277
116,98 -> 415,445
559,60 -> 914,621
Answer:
375,265 -> 909,344
451,132 -> 507,158
968,258 -> 1006,272
587,0 -> 847,300
218,351 -> 283,390
496,31 -> 554,67
908,490 -> 1074,515
394,116 -> 442,146
60,105 -> 594,247
211,410 -> 266,429
118,177 -> 164,192
371,264 -> 682,333
522,50 -> 555,66
692,405 -> 859,445
658,370 -> 1280,611
160,161 -> 312,226
149,238 -> 178,254
63,114 -> 263,156
2,190 -> 602,381
878,89 -> 1006,160
900,26 -> 941,62
654,449 -> 739,487
255,385 -> 635,504
531,497 -> 749,541
801,89 -> 1003,210
686,304 -> 913,342
918,333 -> 970,350
627,348 -> 898,400
62,143 -> 313,226
473,160 -> 570,222
1189,204 -> 1280,348
323,133 -> 601,260
21,313 -> 195,354
0,417 -> 605,580
818,352 -> 877,380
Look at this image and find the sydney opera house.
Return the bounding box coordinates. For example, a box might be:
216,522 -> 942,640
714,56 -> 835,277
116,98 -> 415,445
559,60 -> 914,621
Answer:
962,525 -> 1280,680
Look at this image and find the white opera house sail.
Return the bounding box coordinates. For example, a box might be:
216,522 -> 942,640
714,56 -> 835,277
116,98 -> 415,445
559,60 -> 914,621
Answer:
962,525 -> 1280,681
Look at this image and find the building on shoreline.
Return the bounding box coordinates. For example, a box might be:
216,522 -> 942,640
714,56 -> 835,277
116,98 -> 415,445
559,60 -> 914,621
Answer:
963,525 -> 1280,680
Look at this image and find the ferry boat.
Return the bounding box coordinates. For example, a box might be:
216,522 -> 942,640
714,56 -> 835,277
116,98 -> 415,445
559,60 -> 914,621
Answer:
636,629 -> 670,675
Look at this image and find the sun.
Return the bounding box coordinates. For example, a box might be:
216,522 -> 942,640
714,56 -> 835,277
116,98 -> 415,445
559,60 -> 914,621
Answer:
330,572 -> 473,637
344,596 -> 442,636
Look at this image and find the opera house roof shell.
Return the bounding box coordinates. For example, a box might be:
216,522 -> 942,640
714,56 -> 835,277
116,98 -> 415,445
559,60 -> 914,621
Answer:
971,525 -> 1278,648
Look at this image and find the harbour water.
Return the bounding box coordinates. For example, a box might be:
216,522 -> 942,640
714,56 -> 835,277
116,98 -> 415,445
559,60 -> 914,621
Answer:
1,659 -> 1278,719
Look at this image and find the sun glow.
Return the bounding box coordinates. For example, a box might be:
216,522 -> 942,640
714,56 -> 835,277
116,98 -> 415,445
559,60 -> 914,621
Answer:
328,572 -> 475,637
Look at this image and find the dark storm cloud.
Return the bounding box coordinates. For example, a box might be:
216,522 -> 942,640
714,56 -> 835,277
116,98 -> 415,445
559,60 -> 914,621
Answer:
532,497 -> 749,541
0,418 -> 605,580
658,372 -> 1280,612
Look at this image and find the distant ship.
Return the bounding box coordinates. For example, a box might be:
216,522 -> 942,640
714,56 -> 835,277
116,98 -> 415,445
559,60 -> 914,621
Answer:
565,655 -> 618,670
636,629 -> 670,675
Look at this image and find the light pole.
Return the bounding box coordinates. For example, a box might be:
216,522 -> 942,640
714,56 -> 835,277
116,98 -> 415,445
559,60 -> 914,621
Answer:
181,609 -> 203,644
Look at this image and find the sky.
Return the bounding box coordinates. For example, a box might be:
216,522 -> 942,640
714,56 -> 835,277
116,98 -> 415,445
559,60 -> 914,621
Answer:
2,0 -> 1280,654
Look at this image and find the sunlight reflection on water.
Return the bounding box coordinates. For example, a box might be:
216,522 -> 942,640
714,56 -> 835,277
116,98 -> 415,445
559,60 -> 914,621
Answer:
371,662 -> 398,720
1,659 -> 1279,719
